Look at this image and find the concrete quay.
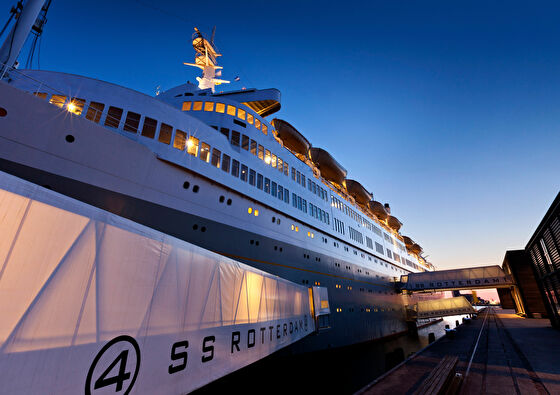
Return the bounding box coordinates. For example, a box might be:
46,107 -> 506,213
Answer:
358,308 -> 560,394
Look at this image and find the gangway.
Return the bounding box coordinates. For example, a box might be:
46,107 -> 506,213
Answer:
398,265 -> 514,293
406,296 -> 476,321
0,171 -> 327,394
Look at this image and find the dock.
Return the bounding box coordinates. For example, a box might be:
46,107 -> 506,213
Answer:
358,308 -> 560,394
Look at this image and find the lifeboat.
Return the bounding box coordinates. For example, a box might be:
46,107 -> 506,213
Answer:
402,236 -> 415,248
368,200 -> 388,221
387,215 -> 402,232
344,179 -> 373,205
309,148 -> 347,186
271,119 -> 311,158
409,243 -> 422,255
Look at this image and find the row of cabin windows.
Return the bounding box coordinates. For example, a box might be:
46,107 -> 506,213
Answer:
307,178 -> 328,202
333,218 -> 345,235
182,101 -> 268,135
220,127 -> 289,177
331,194 -> 382,238
309,203 -> 330,225
348,226 -> 364,245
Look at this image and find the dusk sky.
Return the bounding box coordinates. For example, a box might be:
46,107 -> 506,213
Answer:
9,1 -> 560,297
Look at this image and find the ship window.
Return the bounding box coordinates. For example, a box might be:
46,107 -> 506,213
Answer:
255,119 -> 261,130
277,158 -> 283,173
123,111 -> 141,133
173,130 -> 187,150
200,142 -> 211,162
249,169 -> 256,186
301,174 -> 306,187
187,136 -> 199,157
141,117 -> 157,138
271,181 -> 277,196
250,140 -> 257,155
211,148 -> 221,168
284,163 -> 289,176
85,102 -> 105,123
215,102 -> 225,113
247,113 -> 254,124
258,145 -> 264,160
231,159 -> 240,177
227,105 -> 236,116
271,154 -> 277,168
291,167 -> 296,181
158,123 -> 173,144
257,173 -> 263,189
222,154 -> 230,172
204,102 -> 214,112
220,127 -> 229,140
49,94 -> 66,108
284,188 -> 290,204
386,249 -> 393,259
264,149 -> 271,165
182,101 -> 192,111
104,106 -> 123,129
237,108 -> 246,120
242,135 -> 249,150
262,124 -> 268,135
68,98 -> 85,115
292,193 -> 297,208
231,131 -> 240,147
298,196 -> 302,210
33,92 -> 47,99
264,178 -> 271,193
278,185 -> 283,200
193,101 -> 203,111
241,164 -> 248,181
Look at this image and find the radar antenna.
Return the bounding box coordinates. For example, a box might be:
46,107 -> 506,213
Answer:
183,27 -> 229,93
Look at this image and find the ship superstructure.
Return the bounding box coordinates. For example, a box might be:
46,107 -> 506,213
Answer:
0,24 -> 435,352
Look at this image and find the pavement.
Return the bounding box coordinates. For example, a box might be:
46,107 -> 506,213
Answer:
358,308 -> 560,394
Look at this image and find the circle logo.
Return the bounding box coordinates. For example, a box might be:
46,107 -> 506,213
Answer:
85,335 -> 141,395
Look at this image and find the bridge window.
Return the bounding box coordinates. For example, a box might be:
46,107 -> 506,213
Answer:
231,159 -> 239,177
257,173 -> 263,190
237,108 -> 246,120
247,113 -> 254,124
158,123 -> 173,144
123,111 -> 141,133
271,154 -> 277,168
249,169 -> 256,186
187,136 -> 199,157
264,178 -> 270,193
250,140 -> 257,155
182,101 -> 192,111
231,131 -> 240,147
141,117 -> 157,138
240,165 -> 248,181
222,154 -> 230,172
211,148 -> 221,168
277,158 -> 283,173
49,94 -> 66,108
227,105 -> 236,116
104,106 -> 123,129
85,102 -> 104,123
258,145 -> 264,160
68,98 -> 85,115
173,130 -> 187,150
242,135 -> 249,150
193,101 -> 203,111
255,119 -> 261,130
265,149 -> 271,165
33,92 -> 47,99
262,124 -> 268,135
204,102 -> 214,111
220,127 -> 229,140
200,142 -> 210,162
215,102 -> 225,113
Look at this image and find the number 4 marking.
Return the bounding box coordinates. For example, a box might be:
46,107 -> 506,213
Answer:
94,350 -> 131,392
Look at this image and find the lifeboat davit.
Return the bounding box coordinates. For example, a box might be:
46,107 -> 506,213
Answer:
368,200 -> 388,221
344,179 -> 373,205
402,236 -> 415,248
271,119 -> 311,158
387,215 -> 402,232
309,148 -> 347,186
409,243 -> 422,255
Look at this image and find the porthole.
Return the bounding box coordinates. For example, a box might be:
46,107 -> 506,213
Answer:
183,181 -> 190,189
192,185 -> 199,193
274,246 -> 278,251
226,198 -> 232,205
250,240 -> 254,245
276,219 -> 281,224
255,241 -> 259,246
271,216 -> 276,223
201,226 -> 206,232
65,134 -> 75,143
279,247 -> 283,252
0,107 -> 6,117
192,224 -> 198,230
219,196 -> 225,203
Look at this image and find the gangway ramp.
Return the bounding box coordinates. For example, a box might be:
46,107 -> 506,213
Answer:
0,171 -> 325,394
398,265 -> 513,293
406,296 -> 476,320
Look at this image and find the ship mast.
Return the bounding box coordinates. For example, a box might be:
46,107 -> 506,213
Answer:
184,27 -> 229,93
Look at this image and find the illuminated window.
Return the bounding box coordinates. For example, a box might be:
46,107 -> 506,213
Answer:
104,106 -> 123,129
123,111 -> 141,133
200,142 -> 211,162
193,101 -> 203,111
247,113 -> 254,124
255,119 -> 261,130
295,226 -> 299,232
215,103 -> 225,113
204,102 -> 214,112
49,94 -> 66,108
258,145 -> 264,160
254,209 -> 259,216
158,123 -> 173,144
262,124 -> 268,135
250,140 -> 257,155
321,301 -> 328,308
237,108 -> 246,120
33,92 -> 47,99
67,98 -> 85,115
85,102 -> 105,123
271,154 -> 277,168
173,130 -> 187,150
227,105 -> 236,116
291,224 -> 295,231
278,158 -> 283,172
307,231 -> 311,237
248,207 -> 253,214
264,177 -> 270,193
141,117 -> 157,138
182,101 -> 192,111
241,165 -> 248,181
284,163 -> 289,176
187,136 -> 199,157
265,150 -> 271,164
211,148 -> 221,168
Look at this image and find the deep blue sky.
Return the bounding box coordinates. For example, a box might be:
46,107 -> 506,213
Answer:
10,0 -> 560,270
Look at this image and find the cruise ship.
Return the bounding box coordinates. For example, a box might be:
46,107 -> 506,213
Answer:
0,7 -> 435,354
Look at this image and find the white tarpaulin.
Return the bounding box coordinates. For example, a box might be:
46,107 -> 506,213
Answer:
0,171 -> 314,394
